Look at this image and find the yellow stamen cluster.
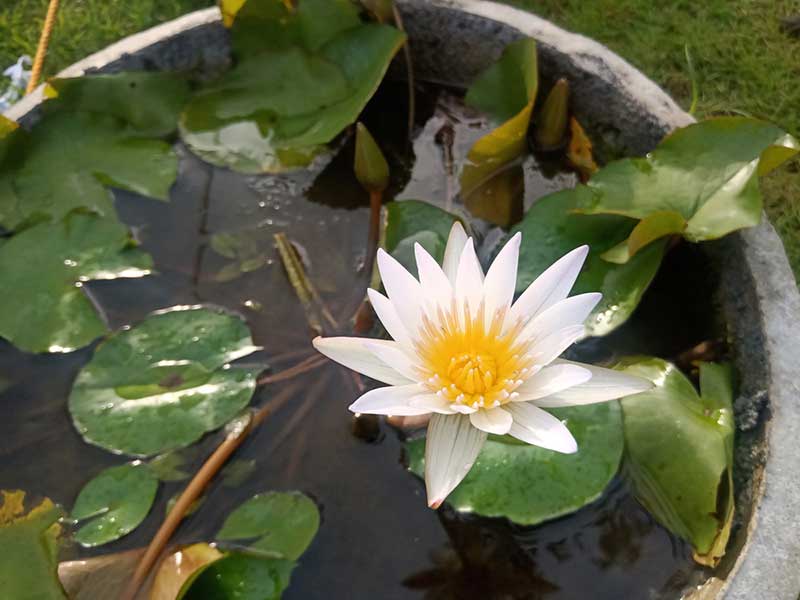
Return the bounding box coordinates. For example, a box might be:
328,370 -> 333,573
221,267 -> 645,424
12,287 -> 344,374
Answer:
415,299 -> 535,408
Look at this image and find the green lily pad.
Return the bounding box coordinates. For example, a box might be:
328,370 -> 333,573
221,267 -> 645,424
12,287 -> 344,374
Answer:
179,0 -> 405,173
0,212 -> 152,353
385,200 -> 460,277
0,111 -> 177,231
71,463 -> 158,547
178,552 -> 294,600
0,490 -> 65,600
407,401 -> 624,525
68,306 -> 261,456
210,229 -> 270,282
511,186 -> 665,336
46,72 -> 190,137
572,117 -> 799,254
217,491 -> 320,560
619,358 -> 735,566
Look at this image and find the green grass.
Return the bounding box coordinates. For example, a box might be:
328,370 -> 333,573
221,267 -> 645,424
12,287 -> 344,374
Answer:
1,0 -> 798,277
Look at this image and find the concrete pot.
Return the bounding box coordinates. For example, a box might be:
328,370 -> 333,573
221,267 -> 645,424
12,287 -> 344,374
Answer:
7,2 -> 799,598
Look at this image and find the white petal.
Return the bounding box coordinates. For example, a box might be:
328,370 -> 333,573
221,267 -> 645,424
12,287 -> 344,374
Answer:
377,248 -> 423,337
535,359 -> 654,407
514,363 -> 593,401
313,337 -> 414,386
529,325 -> 585,367
425,414 -> 487,508
520,293 -> 601,344
483,232 -> 521,325
409,394 -> 458,414
367,289 -> 411,347
510,245 -> 589,325
469,406 -> 513,434
415,242 -> 453,309
506,402 -> 578,453
455,238 -> 484,314
349,383 -> 431,416
442,222 -> 468,284
364,341 -> 421,382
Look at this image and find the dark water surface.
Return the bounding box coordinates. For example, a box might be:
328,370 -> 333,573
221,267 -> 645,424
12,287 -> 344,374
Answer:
0,82 -> 714,599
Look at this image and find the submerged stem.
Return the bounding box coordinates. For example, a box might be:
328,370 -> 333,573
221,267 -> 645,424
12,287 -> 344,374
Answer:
256,354 -> 326,385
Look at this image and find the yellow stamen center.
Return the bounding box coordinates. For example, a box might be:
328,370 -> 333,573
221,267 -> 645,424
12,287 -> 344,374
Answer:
415,299 -> 534,408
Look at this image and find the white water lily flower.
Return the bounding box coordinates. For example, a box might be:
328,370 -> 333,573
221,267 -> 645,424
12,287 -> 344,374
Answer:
313,223 -> 652,508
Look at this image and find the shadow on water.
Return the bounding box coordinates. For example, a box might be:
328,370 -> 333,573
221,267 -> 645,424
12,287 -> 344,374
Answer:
0,81 -> 714,598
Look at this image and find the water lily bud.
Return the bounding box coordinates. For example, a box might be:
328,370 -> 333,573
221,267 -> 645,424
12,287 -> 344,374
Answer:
354,122 -> 390,193
535,78 -> 569,150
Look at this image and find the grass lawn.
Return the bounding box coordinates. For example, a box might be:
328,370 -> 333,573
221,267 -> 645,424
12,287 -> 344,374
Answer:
1,0 -> 798,277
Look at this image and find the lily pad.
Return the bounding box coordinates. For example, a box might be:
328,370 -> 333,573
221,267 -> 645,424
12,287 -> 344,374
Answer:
385,200 -> 460,276
511,186 -> 665,336
151,543 -> 223,600
572,117 -> 799,255
407,401 -> 624,525
217,491 -> 320,560
179,0 -> 405,173
619,358 -> 735,566
210,229 -> 270,282
461,38 -> 538,227
0,490 -> 65,600
178,552 -> 294,600
0,212 -> 152,353
68,305 -> 261,456
45,72 -> 190,137
71,462 -> 158,547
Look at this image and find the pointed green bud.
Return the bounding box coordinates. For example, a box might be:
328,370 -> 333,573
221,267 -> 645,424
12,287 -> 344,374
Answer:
354,122 -> 389,192
535,78 -> 569,150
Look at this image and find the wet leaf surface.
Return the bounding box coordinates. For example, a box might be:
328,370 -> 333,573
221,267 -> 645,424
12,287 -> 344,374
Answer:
71,462 -> 158,547
408,402 -> 623,525
0,212 -> 152,353
68,306 -> 260,456
151,543 -> 223,600
573,117 -> 799,251
0,490 -> 65,599
179,0 -> 405,172
512,187 -> 665,336
619,358 -> 735,565
217,491 -> 320,560
178,551 -> 294,600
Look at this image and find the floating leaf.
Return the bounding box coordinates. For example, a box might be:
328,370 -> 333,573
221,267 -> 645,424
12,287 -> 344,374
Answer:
151,543 -> 223,600
217,491 -> 320,560
619,358 -> 735,566
148,447 -> 204,482
461,38 -> 537,227
385,200 -> 460,276
533,78 -> 569,151
222,459 -> 257,487
166,492 -> 205,518
178,552 -> 294,600
511,187 -> 665,336
71,462 -> 158,547
0,490 -> 65,599
210,229 -> 270,282
0,109 -> 177,231
407,402 -> 623,525
354,122 -> 389,192
59,548 -> 144,600
0,213 -> 152,353
572,117 -> 800,255
68,306 -> 261,456
46,72 -> 190,137
180,0 -> 406,172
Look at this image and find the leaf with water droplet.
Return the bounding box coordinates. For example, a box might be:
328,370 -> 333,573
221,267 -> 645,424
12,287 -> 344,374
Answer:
71,462 -> 158,547
0,212 -> 152,353
179,0 -> 405,172
68,306 -> 261,456
407,401 -> 623,525
151,543 -> 223,600
217,491 -> 320,560
619,358 -> 735,566
512,186 -> 665,336
177,551 -> 294,600
0,490 -> 65,599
